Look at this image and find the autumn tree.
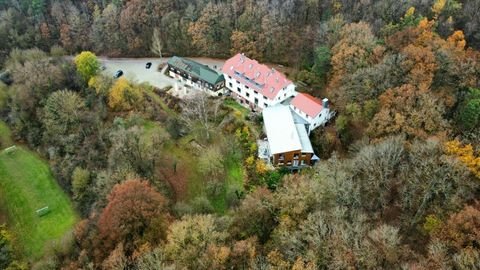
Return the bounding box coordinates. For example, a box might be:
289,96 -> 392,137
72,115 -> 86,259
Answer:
108,78 -> 143,111
399,140 -> 477,226
43,90 -> 85,138
74,51 -> 100,82
188,2 -> 232,57
97,179 -> 168,260
368,84 -> 449,138
230,31 -> 262,60
88,74 -> 113,96
444,140 -> 480,178
7,49 -> 67,145
71,167 -> 90,200
163,214 -> 228,269
108,123 -> 164,179
0,225 -> 13,269
427,202 -> 480,269
230,188 -> 276,243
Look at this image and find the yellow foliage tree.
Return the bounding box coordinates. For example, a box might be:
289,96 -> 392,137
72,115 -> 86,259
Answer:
108,77 -> 143,110
88,75 -> 112,96
432,0 -> 447,17
74,51 -> 100,82
245,156 -> 255,166
444,140 -> 480,179
255,159 -> 268,175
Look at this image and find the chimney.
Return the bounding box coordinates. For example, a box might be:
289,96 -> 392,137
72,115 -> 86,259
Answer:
322,98 -> 329,109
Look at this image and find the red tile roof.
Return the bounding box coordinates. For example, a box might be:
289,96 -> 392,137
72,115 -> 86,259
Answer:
291,93 -> 323,118
222,53 -> 292,100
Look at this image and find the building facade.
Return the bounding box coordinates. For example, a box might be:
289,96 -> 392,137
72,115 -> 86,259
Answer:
290,93 -> 334,134
222,53 -> 296,110
259,105 -> 318,168
167,56 -> 225,96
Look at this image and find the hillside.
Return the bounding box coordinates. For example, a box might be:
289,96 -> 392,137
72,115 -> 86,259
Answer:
0,0 -> 479,269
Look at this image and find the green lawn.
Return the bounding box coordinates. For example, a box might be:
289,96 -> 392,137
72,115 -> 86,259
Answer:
141,93 -> 248,214
223,98 -> 250,118
0,143 -> 77,260
0,121 -> 13,148
210,151 -> 245,213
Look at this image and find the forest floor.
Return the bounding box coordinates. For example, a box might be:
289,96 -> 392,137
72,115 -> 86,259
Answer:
0,122 -> 77,261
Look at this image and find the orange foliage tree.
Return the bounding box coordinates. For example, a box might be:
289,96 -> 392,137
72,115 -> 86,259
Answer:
97,179 -> 168,260
368,84 -> 448,138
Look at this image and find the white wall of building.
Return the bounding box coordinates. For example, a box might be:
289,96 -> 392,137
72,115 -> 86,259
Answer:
290,105 -> 331,134
224,75 -> 295,109
170,70 -> 225,96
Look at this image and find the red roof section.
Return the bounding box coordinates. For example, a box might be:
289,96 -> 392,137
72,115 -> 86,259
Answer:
291,93 -> 323,118
222,53 -> 292,100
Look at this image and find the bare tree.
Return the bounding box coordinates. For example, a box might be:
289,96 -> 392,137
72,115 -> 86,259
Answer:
181,92 -> 221,142
151,28 -> 163,58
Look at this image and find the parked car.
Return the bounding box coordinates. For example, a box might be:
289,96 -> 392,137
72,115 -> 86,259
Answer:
145,62 -> 152,69
114,70 -> 123,78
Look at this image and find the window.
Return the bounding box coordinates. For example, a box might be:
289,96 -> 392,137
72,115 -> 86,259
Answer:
264,103 -> 268,108
294,153 -> 299,159
236,81 -> 240,84
254,91 -> 258,95
246,92 -> 250,97
255,98 -> 258,104
301,160 -> 305,165
263,96 -> 267,100
279,154 -> 285,160
228,75 -> 232,79
246,85 -> 249,89
237,87 -> 241,93
229,82 -> 233,87
301,153 -> 306,158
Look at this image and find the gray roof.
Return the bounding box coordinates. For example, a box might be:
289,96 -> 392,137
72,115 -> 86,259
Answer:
167,56 -> 224,85
295,124 -> 314,153
263,105 -> 302,155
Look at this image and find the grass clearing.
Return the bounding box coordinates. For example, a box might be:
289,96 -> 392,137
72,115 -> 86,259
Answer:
142,93 -> 248,214
0,121 -> 13,148
223,98 -> 250,119
0,123 -> 77,260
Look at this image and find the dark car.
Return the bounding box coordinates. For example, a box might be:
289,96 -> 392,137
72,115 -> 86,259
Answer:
113,70 -> 123,78
145,62 -> 152,69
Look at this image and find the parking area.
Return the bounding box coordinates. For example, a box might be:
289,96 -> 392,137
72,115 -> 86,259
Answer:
100,57 -> 225,91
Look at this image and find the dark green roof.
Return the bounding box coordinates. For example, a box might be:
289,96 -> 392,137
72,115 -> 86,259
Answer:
167,56 -> 224,85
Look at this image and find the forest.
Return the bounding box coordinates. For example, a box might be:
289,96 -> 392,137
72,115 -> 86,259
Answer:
0,0 -> 479,269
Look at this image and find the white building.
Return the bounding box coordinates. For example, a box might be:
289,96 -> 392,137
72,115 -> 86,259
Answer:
167,56 -> 226,97
290,93 -> 334,134
222,53 -> 296,110
258,105 -> 318,168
